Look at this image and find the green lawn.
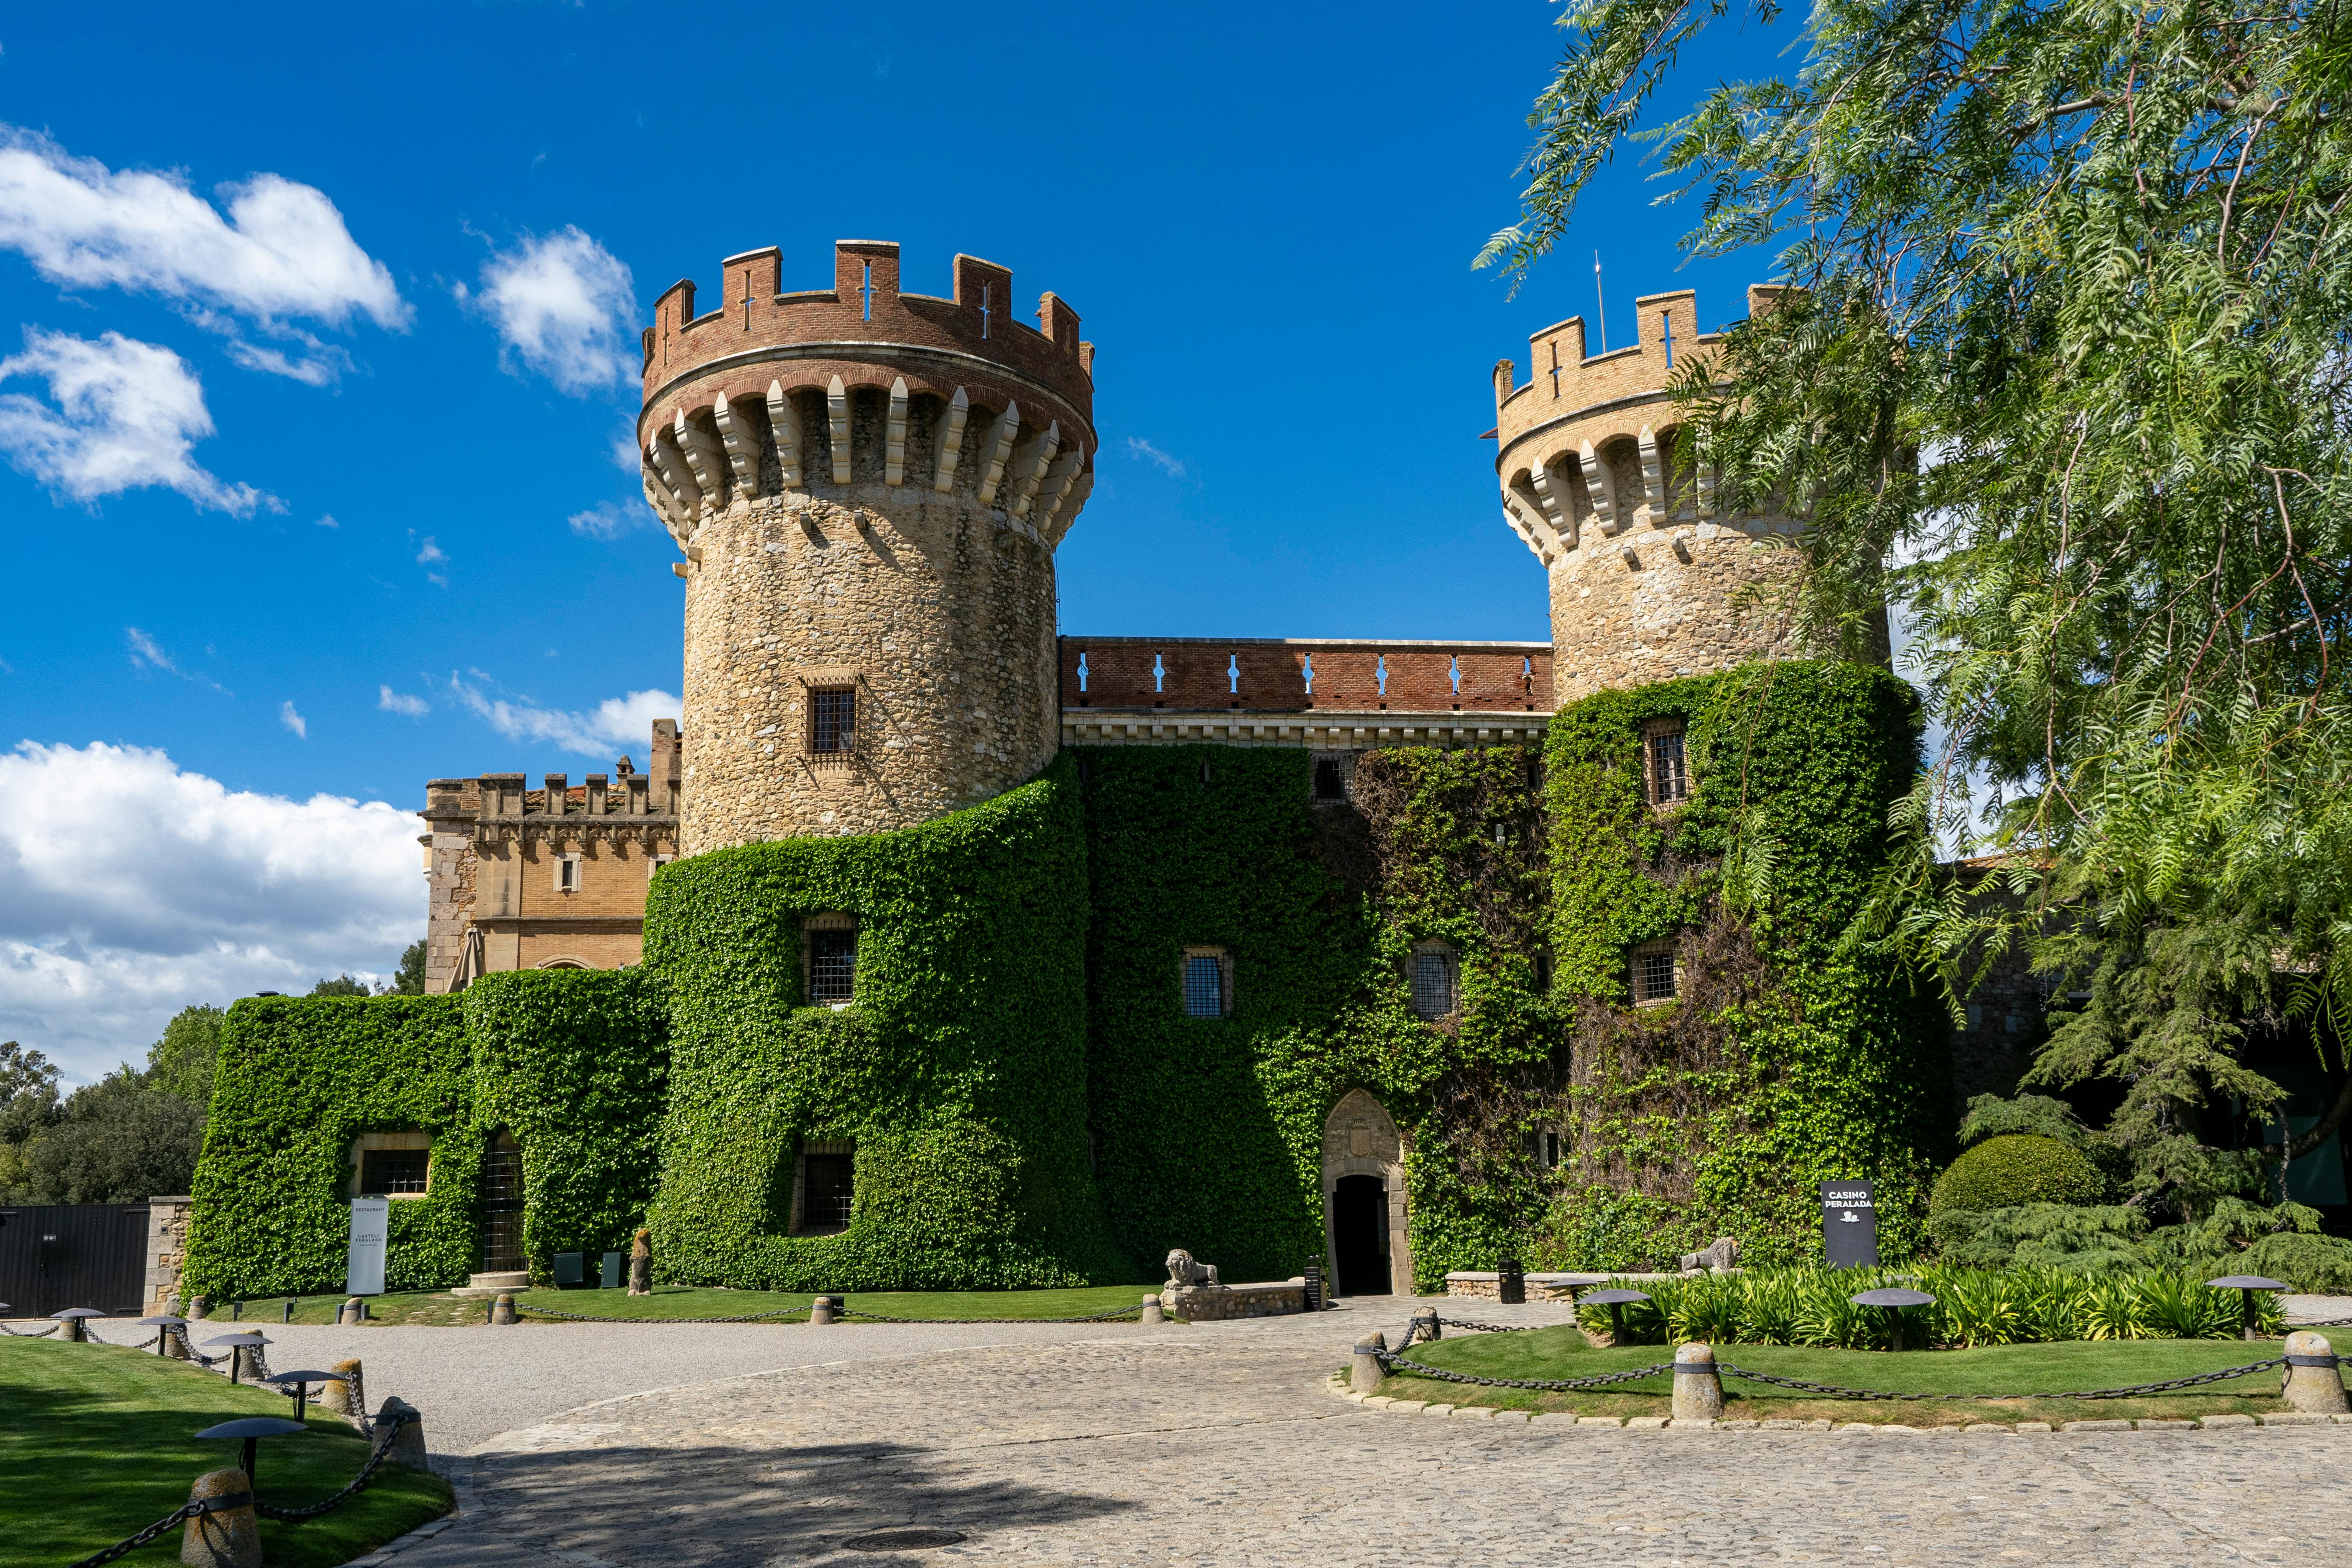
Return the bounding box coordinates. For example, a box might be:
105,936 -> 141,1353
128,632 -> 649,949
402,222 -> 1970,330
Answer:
0,1337 -> 450,1568
1379,1325 -> 2314,1425
209,1282 -> 1160,1326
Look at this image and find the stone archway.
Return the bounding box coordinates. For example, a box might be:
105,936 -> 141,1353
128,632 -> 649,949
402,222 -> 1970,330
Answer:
1321,1089 -> 1411,1296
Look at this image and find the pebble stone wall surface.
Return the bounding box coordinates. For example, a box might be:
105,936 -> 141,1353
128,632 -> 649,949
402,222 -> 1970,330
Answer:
253,1301 -> 2352,1568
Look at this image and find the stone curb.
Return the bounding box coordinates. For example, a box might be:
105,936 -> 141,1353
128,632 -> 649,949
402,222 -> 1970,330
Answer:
1326,1373 -> 2352,1433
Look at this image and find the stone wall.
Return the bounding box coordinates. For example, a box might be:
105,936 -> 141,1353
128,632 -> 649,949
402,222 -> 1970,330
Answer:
145,1194 -> 193,1314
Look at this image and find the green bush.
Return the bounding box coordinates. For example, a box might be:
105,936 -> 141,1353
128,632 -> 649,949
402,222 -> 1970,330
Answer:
1930,1135 -> 2104,1215
2239,1231 -> 2352,1293
1928,1202 -> 2148,1272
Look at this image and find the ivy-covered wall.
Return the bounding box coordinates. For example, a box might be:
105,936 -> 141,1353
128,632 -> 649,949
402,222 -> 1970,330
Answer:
639,754 -> 1123,1290
186,657 -> 1947,1298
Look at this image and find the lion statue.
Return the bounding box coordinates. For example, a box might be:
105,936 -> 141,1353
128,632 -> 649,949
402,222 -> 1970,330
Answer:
1678,1236 -> 1741,1274
1164,1248 -> 1222,1289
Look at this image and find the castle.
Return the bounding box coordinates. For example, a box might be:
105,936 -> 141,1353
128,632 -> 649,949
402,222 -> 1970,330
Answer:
186,239 -> 1959,1304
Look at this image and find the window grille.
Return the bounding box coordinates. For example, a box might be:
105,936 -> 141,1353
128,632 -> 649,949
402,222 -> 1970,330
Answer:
808,927 -> 857,1003
1312,757 -> 1346,803
478,1132 -> 522,1271
1648,725 -> 1689,804
359,1147 -> 430,1196
1636,947 -> 1677,1003
810,687 -> 856,755
1184,953 -> 1225,1018
802,1151 -> 855,1230
1410,948 -> 1457,1019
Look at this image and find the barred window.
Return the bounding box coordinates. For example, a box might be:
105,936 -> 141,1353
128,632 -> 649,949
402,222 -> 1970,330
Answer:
808,926 -> 857,1003
1410,947 -> 1458,1019
1634,945 -> 1678,1004
1312,756 -> 1346,803
1647,722 -> 1689,804
359,1147 -> 430,1196
799,1147 -> 855,1232
1183,952 -> 1227,1018
811,687 -> 856,755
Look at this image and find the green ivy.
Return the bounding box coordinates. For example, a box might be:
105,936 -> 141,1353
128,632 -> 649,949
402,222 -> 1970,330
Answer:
639,755 -> 1125,1290
183,997 -> 478,1299
466,968 -> 670,1283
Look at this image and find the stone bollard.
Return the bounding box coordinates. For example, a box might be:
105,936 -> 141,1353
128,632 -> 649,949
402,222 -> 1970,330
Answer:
375,1396 -> 430,1468
809,1295 -> 842,1326
337,1296 -> 365,1326
1411,1308 -> 1441,1345
178,1467 -> 261,1568
59,1316 -> 86,1344
628,1228 -> 653,1297
187,1296 -> 210,1321
1672,1341 -> 1725,1424
163,1323 -> 190,1360
1352,1333 -> 1388,1394
2281,1330 -> 2350,1415
490,1293 -> 518,1326
319,1357 -> 364,1420
228,1344 -> 260,1384
1140,1294 -> 1165,1326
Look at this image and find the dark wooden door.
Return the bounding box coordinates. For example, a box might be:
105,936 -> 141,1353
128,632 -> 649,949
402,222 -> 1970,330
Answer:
0,1204 -> 150,1316
1331,1175 -> 1391,1295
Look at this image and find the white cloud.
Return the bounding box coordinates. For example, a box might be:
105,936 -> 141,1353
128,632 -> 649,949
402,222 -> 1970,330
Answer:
1125,436 -> 1188,478
223,335 -> 352,386
414,535 -> 446,566
567,500 -> 643,539
315,512 -> 338,529
460,226 -> 635,395
378,685 -> 429,718
0,329 -> 273,512
448,672 -> 678,758
279,700 -> 306,739
0,741 -> 422,1082
125,626 -> 228,694
0,127 -> 409,332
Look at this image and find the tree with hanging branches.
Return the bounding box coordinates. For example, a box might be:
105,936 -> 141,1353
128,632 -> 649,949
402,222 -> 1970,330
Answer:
1481,0 -> 2352,1219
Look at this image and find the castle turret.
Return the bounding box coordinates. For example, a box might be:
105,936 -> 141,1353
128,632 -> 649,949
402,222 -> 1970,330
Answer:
640,241 -> 1097,853
1492,285 -> 1837,705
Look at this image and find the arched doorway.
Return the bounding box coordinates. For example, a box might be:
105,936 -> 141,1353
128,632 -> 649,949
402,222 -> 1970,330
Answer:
1321,1089 -> 1410,1295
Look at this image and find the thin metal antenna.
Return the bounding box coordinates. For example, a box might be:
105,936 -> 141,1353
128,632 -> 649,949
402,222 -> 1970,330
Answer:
1594,252 -> 1607,353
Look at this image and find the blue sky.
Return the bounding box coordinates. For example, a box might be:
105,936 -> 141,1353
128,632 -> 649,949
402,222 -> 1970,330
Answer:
0,1 -> 1795,1076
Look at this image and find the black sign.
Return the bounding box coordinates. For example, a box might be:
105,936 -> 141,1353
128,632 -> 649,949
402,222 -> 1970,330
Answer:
1821,1181 -> 1878,1267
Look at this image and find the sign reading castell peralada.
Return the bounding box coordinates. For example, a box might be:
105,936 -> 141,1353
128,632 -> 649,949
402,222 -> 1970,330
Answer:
346,1195 -> 390,1295
1820,1180 -> 1878,1267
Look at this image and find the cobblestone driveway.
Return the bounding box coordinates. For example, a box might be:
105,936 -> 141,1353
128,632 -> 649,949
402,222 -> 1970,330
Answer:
364,1303 -> 2347,1568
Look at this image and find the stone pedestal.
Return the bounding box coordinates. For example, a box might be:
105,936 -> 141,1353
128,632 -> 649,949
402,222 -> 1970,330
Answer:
179,1467 -> 260,1568
1672,1342 -> 1725,1423
1161,1281 -> 1307,1321
2282,1331 -> 2349,1414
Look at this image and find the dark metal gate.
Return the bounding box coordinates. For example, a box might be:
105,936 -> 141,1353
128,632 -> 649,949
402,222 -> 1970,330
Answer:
0,1204 -> 151,1317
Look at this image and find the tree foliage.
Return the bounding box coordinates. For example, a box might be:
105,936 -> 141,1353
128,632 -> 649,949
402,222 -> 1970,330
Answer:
1489,0 -> 2352,1218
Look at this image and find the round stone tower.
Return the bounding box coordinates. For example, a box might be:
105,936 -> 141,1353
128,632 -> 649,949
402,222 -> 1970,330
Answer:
1491,285 -> 1851,706
639,241 -> 1097,855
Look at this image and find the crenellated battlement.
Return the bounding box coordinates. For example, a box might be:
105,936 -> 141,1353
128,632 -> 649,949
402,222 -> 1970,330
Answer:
638,241 -> 1097,555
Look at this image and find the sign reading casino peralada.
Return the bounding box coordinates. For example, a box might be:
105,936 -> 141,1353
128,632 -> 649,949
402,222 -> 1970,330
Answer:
1820,1180 -> 1878,1268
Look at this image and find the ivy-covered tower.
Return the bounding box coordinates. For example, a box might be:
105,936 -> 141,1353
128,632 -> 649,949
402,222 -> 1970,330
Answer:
639,240 -> 1098,854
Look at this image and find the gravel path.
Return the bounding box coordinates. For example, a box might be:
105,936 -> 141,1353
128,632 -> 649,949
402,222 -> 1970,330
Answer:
236,1298 -> 2352,1568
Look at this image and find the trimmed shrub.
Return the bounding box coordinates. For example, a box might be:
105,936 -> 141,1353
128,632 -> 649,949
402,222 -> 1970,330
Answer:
1931,1135 -> 2105,1215
2239,1231 -> 2352,1293
1928,1202 -> 2148,1272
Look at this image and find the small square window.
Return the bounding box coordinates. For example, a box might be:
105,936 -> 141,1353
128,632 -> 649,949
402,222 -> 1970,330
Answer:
1410,946 -> 1458,1019
1183,950 -> 1229,1018
1530,1127 -> 1564,1171
1311,755 -> 1347,803
810,687 -> 857,756
359,1147 -> 430,1196
1634,944 -> 1678,1005
808,926 -> 857,1004
554,854 -> 583,893
1646,722 -> 1689,805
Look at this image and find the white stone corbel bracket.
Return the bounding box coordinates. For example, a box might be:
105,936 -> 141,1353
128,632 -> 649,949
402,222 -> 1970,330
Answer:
826,375 -> 852,485
766,380 -> 804,488
884,377 -> 910,486
1009,421 -> 1061,520
648,431 -> 702,524
1043,468 -> 1092,546
675,410 -> 726,504
1637,425 -> 1667,525
713,393 -> 761,499
975,400 -> 1021,507
1578,440 -> 1619,535
932,386 -> 970,493
1034,443 -> 1083,534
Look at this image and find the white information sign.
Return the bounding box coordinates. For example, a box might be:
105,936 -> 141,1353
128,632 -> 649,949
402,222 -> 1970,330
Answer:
346,1196 -> 390,1295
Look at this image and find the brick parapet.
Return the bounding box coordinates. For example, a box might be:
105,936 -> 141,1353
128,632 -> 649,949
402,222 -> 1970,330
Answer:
1061,637 -> 1551,714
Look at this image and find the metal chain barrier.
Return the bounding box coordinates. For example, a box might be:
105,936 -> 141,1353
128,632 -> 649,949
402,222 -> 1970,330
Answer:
0,1321 -> 59,1337
1378,1349 -> 1679,1391
173,1325 -> 230,1366
1431,1315 -> 1538,1334
1714,1357 -> 2289,1402
64,1499 -> 220,1568
253,1410 -> 418,1522
516,1304 -> 811,1323
517,1300 -> 1149,1326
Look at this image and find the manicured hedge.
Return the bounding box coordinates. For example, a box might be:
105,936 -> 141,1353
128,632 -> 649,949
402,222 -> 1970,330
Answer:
1930,1134 -> 2106,1215
639,755 -> 1125,1289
